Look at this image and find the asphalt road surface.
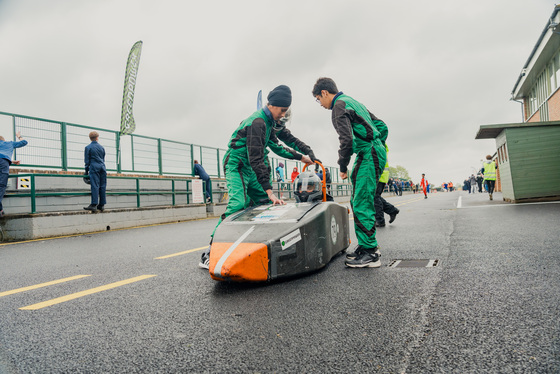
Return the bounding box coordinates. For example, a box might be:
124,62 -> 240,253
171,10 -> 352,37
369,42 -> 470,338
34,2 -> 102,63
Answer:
1,191 -> 559,373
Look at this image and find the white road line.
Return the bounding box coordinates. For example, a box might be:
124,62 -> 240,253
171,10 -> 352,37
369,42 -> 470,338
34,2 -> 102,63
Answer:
460,200 -> 560,209
457,196 -> 462,209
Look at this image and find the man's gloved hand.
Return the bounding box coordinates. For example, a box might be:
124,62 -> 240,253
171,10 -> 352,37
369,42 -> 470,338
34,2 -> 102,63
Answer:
308,151 -> 321,165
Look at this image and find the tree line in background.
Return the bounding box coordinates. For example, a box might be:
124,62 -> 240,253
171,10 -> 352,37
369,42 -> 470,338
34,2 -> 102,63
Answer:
387,165 -> 410,180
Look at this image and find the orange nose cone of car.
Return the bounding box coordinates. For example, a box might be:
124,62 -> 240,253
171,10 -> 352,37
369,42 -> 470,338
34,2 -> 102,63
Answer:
209,242 -> 269,282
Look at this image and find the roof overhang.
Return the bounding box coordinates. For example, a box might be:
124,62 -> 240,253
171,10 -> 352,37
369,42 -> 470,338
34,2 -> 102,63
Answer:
511,5 -> 560,101
475,120 -> 560,139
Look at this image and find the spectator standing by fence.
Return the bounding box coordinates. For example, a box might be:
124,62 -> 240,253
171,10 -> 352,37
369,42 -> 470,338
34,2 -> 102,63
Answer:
0,131 -> 28,217
194,160 -> 212,203
291,167 -> 299,181
275,162 -> 285,182
84,131 -> 106,212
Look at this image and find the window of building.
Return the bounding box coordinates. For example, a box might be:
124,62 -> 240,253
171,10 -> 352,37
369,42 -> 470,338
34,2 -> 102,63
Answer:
498,146 -> 502,164
552,52 -> 560,90
526,48 -> 559,119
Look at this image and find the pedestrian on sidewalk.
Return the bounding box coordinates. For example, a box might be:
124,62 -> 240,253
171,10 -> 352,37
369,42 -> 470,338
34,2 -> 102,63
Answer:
482,155 -> 497,200
313,77 -> 388,268
374,145 -> 399,228
84,131 -> 106,212
194,160 -> 212,203
199,85 -> 316,269
0,131 -> 28,217
421,173 -> 428,198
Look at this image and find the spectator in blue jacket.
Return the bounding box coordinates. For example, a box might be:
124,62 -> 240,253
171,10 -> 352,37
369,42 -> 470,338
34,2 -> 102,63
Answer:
0,131 -> 28,217
84,131 -> 106,212
194,160 -> 211,203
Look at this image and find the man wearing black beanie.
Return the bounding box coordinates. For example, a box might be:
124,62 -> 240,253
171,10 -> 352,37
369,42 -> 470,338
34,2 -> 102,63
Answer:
198,85 -> 317,269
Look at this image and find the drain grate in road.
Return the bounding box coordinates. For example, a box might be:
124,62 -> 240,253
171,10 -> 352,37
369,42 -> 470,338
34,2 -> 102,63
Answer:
388,259 -> 439,268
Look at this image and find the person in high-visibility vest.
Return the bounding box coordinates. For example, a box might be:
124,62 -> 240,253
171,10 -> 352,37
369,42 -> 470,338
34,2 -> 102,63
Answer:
482,154 -> 497,200
374,144 -> 399,227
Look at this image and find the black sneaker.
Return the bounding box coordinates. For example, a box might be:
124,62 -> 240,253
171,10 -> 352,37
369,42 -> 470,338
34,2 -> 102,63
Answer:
97,205 -> 105,212
375,222 -> 386,227
84,204 -> 98,212
346,246 -> 380,261
389,209 -> 399,224
198,251 -> 210,270
345,248 -> 381,268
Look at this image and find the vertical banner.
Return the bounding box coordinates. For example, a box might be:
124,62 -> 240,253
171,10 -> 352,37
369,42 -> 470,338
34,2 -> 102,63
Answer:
192,179 -> 204,204
120,41 -> 143,136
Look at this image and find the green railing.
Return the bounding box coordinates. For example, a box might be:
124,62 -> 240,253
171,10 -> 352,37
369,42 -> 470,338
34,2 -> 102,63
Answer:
0,111 -> 346,182
5,173 -> 210,214
5,174 -> 352,215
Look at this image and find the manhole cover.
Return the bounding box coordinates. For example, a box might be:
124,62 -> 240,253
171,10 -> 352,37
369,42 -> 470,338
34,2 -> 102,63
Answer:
388,259 -> 439,268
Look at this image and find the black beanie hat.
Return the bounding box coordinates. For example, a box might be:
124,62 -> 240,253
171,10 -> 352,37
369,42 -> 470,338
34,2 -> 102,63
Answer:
267,85 -> 292,107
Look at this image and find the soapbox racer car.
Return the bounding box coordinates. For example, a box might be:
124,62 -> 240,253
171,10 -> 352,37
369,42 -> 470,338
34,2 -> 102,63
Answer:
209,162 -> 351,282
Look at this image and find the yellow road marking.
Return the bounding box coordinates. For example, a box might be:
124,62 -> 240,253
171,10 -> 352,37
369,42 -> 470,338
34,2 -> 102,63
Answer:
394,197 -> 425,207
0,275 -> 91,298
19,275 -> 157,310
154,246 -> 208,259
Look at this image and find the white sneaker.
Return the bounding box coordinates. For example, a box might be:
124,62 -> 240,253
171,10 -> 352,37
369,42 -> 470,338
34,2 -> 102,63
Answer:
198,252 -> 210,270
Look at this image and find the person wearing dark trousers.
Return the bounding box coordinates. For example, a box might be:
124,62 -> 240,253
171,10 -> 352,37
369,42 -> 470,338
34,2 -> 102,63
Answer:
375,145 -> 399,227
375,182 -> 400,227
194,160 -> 212,203
84,131 -> 106,212
482,155 -> 497,200
0,131 -> 28,217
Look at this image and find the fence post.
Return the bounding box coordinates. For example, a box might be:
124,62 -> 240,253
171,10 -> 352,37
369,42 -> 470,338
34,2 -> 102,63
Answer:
30,175 -> 36,213
172,179 -> 176,206
158,138 -> 163,175
131,135 -> 135,172
61,123 -> 68,171
190,145 -> 194,176
136,178 -> 140,208
217,149 -> 220,178
116,133 -> 122,173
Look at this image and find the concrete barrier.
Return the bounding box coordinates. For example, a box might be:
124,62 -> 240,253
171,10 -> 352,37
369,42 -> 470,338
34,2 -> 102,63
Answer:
0,203 -> 230,241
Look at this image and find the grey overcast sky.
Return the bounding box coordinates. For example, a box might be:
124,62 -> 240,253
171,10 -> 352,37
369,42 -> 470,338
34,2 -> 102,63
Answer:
0,0 -> 555,185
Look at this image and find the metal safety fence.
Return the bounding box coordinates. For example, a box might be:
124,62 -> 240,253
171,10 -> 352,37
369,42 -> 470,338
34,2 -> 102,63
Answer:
5,173 -> 204,214
5,174 -> 352,215
0,111 -> 345,182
